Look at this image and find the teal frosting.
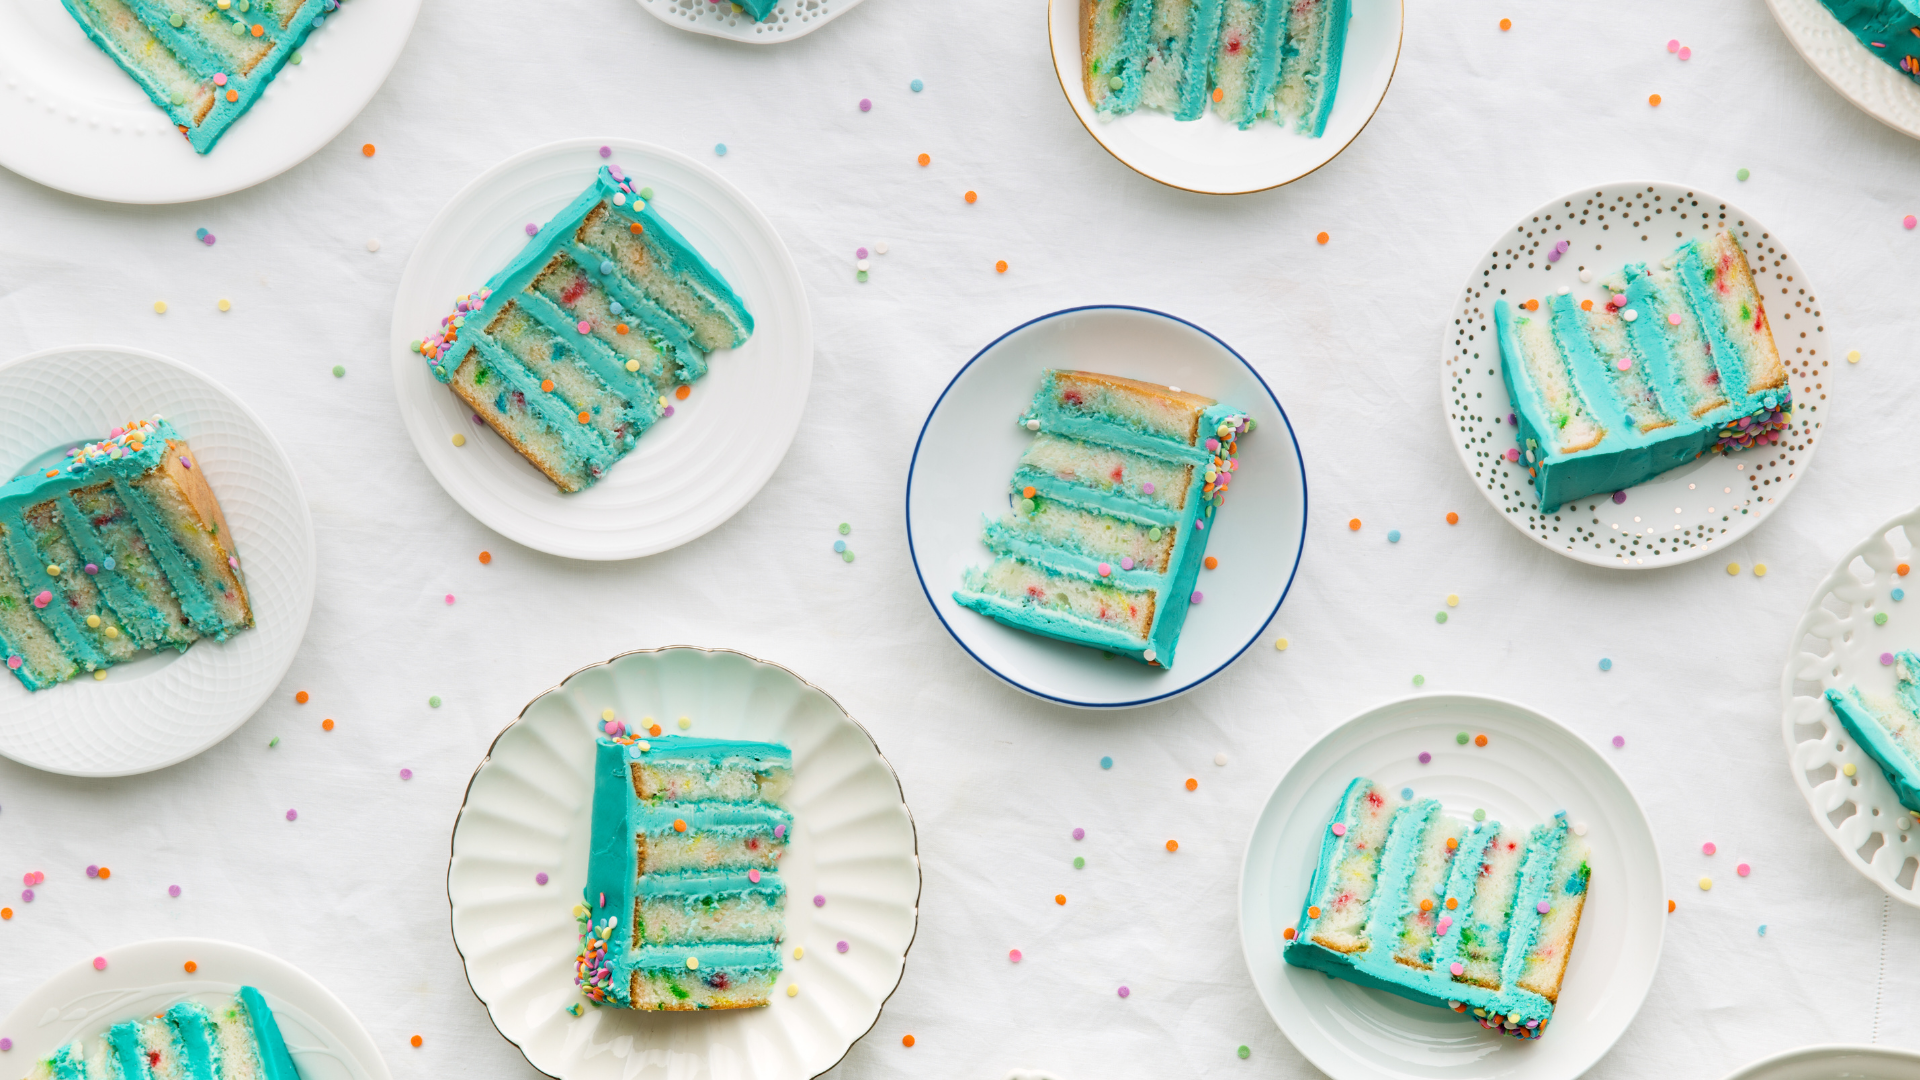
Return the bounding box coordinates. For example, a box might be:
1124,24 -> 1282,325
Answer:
108,1020 -> 148,1080
1284,779 -> 1582,1038
57,0 -> 339,154
1299,0 -> 1350,137
36,989 -> 297,1080
1817,0 -> 1920,80
1826,653 -> 1920,816
45,1045 -> 87,1080
628,942 -> 782,971
733,0 -> 777,19
1174,0 -> 1228,120
165,1002 -> 218,1080
238,986 -> 301,1080
620,735 -> 791,766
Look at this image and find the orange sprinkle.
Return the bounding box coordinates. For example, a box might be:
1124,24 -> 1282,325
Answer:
1580,299 -> 1594,311
322,718 -> 335,732
673,819 -> 688,833
1,907 -> 10,920
1283,926 -> 1296,940
1445,511 -> 1459,525
410,1036 -> 422,1048
578,412 -> 591,424
1166,839 -> 1179,852
184,961 -> 197,973
1649,93 -> 1662,106
1498,17 -> 1511,29
649,723 -> 663,736
1316,231 -> 1330,245
1185,778 -> 1198,791
1203,556 -> 1218,570
540,379 -> 555,393
251,23 -> 264,35
1523,299 -> 1538,311
225,89 -> 238,102
917,153 -> 930,166
1446,897 -> 1458,909
1348,518 -> 1361,531
361,143 -> 375,157
1055,894 -> 1066,905
98,867 -> 110,879
1474,734 -> 1488,747
1899,563 -> 1911,576
478,551 -> 492,565
629,222 -> 643,235
615,323 -> 629,335
1419,898 -> 1433,912
902,1035 -> 916,1048
964,190 -> 978,204
295,690 -> 309,704
1307,906 -> 1321,919
675,385 -> 691,400
1668,899 -> 1676,913
1445,837 -> 1459,851
1022,486 -> 1037,499
1212,87 -> 1224,103
995,260 -> 1008,273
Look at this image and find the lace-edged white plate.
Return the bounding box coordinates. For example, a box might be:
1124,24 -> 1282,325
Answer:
1766,0 -> 1920,141
634,0 -> 865,43
1444,181 -> 1833,569
1781,504 -> 1920,908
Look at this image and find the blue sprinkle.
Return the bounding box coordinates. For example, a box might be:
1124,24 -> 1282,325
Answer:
714,143 -> 728,156
599,260 -> 614,275
1896,588 -> 1906,602
910,79 -> 924,92
1100,756 -> 1113,770
1400,787 -> 1413,800
104,557 -> 116,571
1387,530 -> 1402,544
609,301 -> 624,316
194,227 -> 208,240
1758,924 -> 1767,936
833,540 -> 846,553
1599,658 -> 1613,671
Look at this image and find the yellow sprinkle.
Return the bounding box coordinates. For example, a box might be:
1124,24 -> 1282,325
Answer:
793,946 -> 804,959
92,669 -> 107,681
685,957 -> 699,970
1275,638 -> 1289,651
1843,762 -> 1858,777
153,301 -> 167,314
677,716 -> 691,730
1725,562 -> 1740,575
1698,876 -> 1712,891
105,627 -> 120,640
1446,594 -> 1459,607
217,298 -> 231,312
86,615 -> 101,629
451,433 -> 467,447
572,904 -> 588,917
625,359 -> 640,372
1754,564 -> 1767,577
1848,349 -> 1862,364
601,708 -> 615,721
658,396 -> 670,408
786,984 -> 799,997
46,564 -> 60,576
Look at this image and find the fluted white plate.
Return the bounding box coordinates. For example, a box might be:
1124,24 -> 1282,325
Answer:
1046,0 -> 1402,194
390,138 -> 813,561
0,938 -> 389,1080
447,647 -> 919,1080
1767,0 -> 1920,141
0,345 -> 316,777
1239,693 -> 1665,1080
1723,1044 -> 1920,1080
635,0 -> 866,43
1445,182 -> 1831,569
1780,503 -> 1920,907
0,0 -> 419,203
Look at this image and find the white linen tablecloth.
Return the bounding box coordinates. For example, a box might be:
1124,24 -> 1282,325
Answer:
4,0 -> 1920,1076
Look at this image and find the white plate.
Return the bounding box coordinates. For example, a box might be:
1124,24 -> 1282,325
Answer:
0,938 -> 390,1080
1779,503 -> 1920,907
1444,181 -> 1832,569
1723,1045 -> 1920,1080
0,345 -> 316,777
1045,0 -> 1402,194
1766,0 -> 1920,141
635,0 -> 866,43
905,305 -> 1308,709
446,646 -> 920,1080
0,0 -> 419,203
390,138 -> 812,562
1238,693 -> 1665,1080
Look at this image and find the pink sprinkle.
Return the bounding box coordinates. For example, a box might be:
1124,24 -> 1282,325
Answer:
1141,482 -> 1155,494
1907,215 -> 1917,230
1667,312 -> 1682,326
445,594 -> 455,605
775,823 -> 787,839
1438,915 -> 1451,934
1120,556 -> 1134,570
1098,562 -> 1112,577
1737,863 -> 1751,877
748,868 -> 761,883
85,564 -> 97,574
1505,448 -> 1520,461
1615,358 -> 1633,372
1449,961 -> 1464,976
31,591 -> 50,609
1117,986 -> 1130,999
1194,519 -> 1204,530
1330,823 -> 1347,836
213,73 -> 227,86
1883,652 -> 1897,666
228,557 -> 238,570
1536,900 -> 1551,914
813,894 -> 825,907
1702,841 -> 1716,855
1611,294 -> 1627,307
400,768 -> 413,780
1072,827 -> 1085,840
1612,735 -> 1625,748
6,656 -> 19,670
1205,438 -> 1219,451
1190,591 -> 1203,604
285,809 -> 298,822
92,957 -> 106,971
525,223 -> 538,236
169,885 -> 181,897
576,321 -> 592,334
1678,46 -> 1691,60
536,872 -> 549,885
2,1039 -> 13,1051
1008,949 -> 1022,963
1667,38 -> 1679,52
859,98 -> 872,112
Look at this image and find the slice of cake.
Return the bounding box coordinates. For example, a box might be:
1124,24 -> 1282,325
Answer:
0,418 -> 251,692
27,986 -> 301,1080
1283,778 -> 1591,1040
576,731 -> 793,1011
1495,228 -> 1791,512
1825,651 -> 1920,818
1081,0 -> 1349,134
1813,0 -> 1920,82
416,165 -> 753,494
953,371 -> 1251,670
59,0 -> 343,154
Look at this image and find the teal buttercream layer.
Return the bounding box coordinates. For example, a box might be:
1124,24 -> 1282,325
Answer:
736,0 -> 778,19
1234,0 -> 1289,130
633,800 -> 791,833
585,737 -> 638,1004
108,1021 -> 148,1080
238,986 -> 302,1080
166,1002 -> 218,1080
625,734 -> 792,766
629,943 -> 782,971
1817,0 -> 1920,79
1009,468 -> 1180,525
47,1045 -> 87,1080
1175,0 -> 1227,120
1826,678 -> 1920,817
1096,0 -> 1160,116
636,869 -> 785,899
1301,0 -> 1350,136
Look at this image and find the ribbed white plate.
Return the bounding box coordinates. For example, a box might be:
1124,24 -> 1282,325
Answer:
1239,693 -> 1664,1080
1766,0 -> 1920,141
0,938 -> 389,1080
0,0 -> 419,203
0,345 -> 316,777
905,305 -> 1308,709
447,647 -> 919,1080
1445,181 -> 1832,569
1724,1044 -> 1920,1080
1780,504 -> 1920,908
1045,0 -> 1402,194
635,0 -> 866,43
390,138 -> 813,561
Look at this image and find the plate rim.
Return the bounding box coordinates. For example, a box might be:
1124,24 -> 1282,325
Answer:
632,0 -> 869,44
1044,0 -> 1405,195
1763,0 -> 1920,142
1234,690 -> 1667,1080
1720,1042 -> 1920,1080
0,342 -> 318,777
386,136 -> 815,562
1441,178 -> 1826,571
443,644 -> 923,1080
903,303 -> 1309,710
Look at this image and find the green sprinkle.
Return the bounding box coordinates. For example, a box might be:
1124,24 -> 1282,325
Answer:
232,21 -> 245,35
856,270 -> 868,283
639,187 -> 654,200
1148,527 -> 1163,541
268,736 -> 280,748
1412,674 -> 1425,686
1876,612 -> 1890,625
290,51 -> 301,64
1736,168 -> 1750,181
1108,75 -> 1125,90
1020,498 -> 1036,514
1473,808 -> 1487,821
410,340 -> 423,353
331,365 -> 345,378
169,12 -> 183,25
1456,732 -> 1469,745
429,695 -> 442,708
838,522 -> 850,535
1237,1046 -> 1250,1060
1073,856 -> 1085,869
1435,612 -> 1448,624
842,551 -> 855,563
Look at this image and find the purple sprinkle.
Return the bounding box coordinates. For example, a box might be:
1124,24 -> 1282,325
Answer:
1536,900 -> 1551,914
836,940 -> 849,953
1882,652 -> 1898,666
285,809 -> 298,822
1,1038 -> 11,1051
1611,491 -> 1627,504
1191,591 -> 1204,604
84,563 -> 98,575
598,145 -> 611,158
1547,248 -> 1562,263
536,872 -> 550,886
856,247 -> 869,259
774,823 -> 787,839
1142,482 -> 1155,494
1195,519 -> 1206,531
859,98 -> 872,112
1072,827 -> 1085,841
21,890 -> 32,903
609,165 -> 624,180
813,894 -> 825,907
525,223 -> 538,237
1508,414 -> 1518,426
1612,735 -> 1625,748
86,865 -> 99,878
472,414 -> 485,425
400,768 -> 413,780
201,234 -> 215,246
1117,986 -> 1130,999
1418,752 -> 1431,764
663,405 -> 675,418
168,885 -> 181,898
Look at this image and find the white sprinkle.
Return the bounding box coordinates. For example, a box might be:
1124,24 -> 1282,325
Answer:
1622,308 -> 1638,322
1142,648 -> 1157,663
856,258 -> 870,271
1167,386 -> 1181,393
1025,419 -> 1040,431
1578,268 -> 1593,283
1557,285 -> 1570,296
1214,752 -> 1228,766
1572,822 -> 1588,836
366,238 -> 381,252
875,240 -> 889,254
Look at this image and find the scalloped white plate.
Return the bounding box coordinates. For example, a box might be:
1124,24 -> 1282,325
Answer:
1766,0 -> 1920,141
1444,181 -> 1832,569
1722,1044 -> 1920,1080
1045,0 -> 1402,194
1239,693 -> 1664,1080
0,938 -> 389,1080
389,138 -> 812,562
0,345 -> 316,777
0,0 -> 420,203
635,0 -> 865,43
446,647 -> 920,1080
1780,504 -> 1920,908
905,305 -> 1308,709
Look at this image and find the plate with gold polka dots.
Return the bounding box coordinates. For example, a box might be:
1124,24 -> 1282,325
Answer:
1443,182 -> 1833,569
